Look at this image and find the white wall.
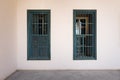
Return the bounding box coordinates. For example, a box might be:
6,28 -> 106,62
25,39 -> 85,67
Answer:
17,0 -> 120,70
0,0 -> 17,80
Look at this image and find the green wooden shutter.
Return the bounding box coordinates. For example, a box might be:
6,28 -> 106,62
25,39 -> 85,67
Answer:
73,10 -> 97,60
27,10 -> 50,60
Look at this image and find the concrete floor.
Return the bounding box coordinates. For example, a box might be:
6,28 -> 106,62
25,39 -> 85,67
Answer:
6,70 -> 120,80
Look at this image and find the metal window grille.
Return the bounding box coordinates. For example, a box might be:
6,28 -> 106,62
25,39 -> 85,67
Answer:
27,10 -> 50,60
73,10 -> 96,60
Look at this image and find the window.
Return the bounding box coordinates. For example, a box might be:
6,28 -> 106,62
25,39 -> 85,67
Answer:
27,10 -> 50,60
73,10 -> 97,60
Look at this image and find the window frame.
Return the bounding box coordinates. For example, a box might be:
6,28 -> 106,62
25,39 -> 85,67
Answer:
27,10 -> 51,60
73,10 -> 97,60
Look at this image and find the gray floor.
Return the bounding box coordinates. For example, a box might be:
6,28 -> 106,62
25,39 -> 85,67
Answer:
6,70 -> 120,80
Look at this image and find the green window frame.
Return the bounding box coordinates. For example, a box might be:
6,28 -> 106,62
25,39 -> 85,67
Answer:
73,10 -> 97,60
27,10 -> 51,60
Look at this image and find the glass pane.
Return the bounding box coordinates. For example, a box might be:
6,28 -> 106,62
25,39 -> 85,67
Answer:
76,19 -> 81,35
75,14 -> 94,35
80,19 -> 86,26
84,36 -> 92,46
32,14 -> 48,35
84,47 -> 92,57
